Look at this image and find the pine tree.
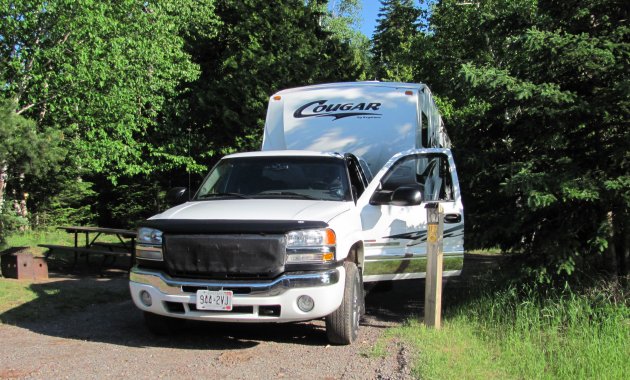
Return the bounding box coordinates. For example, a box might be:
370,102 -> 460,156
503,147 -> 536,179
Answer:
178,0 -> 369,168
371,0 -> 422,81
419,0 -> 629,278
0,99 -> 65,240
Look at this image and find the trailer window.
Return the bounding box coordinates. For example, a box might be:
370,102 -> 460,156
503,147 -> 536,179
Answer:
421,112 -> 429,148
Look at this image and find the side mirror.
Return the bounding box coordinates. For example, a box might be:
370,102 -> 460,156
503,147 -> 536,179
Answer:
369,189 -> 392,205
369,186 -> 422,206
166,187 -> 190,206
390,186 -> 422,206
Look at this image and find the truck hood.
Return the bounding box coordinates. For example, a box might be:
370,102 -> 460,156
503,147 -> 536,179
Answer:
151,199 -> 351,223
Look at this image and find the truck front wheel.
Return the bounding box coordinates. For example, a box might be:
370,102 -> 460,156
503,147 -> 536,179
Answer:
325,262 -> 362,345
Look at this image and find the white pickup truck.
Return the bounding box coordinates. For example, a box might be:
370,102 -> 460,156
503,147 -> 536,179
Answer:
129,82 -> 464,344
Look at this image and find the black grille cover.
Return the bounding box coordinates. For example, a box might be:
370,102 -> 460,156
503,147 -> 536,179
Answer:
164,234 -> 286,279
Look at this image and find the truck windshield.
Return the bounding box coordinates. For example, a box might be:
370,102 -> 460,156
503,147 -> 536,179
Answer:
195,156 -> 351,202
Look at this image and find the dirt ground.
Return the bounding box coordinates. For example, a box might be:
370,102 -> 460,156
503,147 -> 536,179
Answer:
0,254 -> 504,380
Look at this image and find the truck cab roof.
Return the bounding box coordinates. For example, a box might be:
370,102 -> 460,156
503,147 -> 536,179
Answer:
225,150 -> 344,160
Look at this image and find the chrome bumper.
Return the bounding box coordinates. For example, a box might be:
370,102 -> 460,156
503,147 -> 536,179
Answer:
129,267 -> 340,297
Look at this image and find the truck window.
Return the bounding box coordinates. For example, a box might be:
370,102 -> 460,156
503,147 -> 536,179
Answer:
346,156 -> 367,200
358,158 -> 373,183
380,153 -> 454,202
195,156 -> 352,202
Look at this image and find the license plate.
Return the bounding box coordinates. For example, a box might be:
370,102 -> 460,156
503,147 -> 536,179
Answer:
196,290 -> 233,311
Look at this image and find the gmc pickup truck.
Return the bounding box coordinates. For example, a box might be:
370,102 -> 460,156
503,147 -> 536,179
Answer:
130,82 -> 464,344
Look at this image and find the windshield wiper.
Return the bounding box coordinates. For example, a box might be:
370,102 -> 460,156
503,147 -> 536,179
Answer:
197,192 -> 250,199
257,191 -> 318,200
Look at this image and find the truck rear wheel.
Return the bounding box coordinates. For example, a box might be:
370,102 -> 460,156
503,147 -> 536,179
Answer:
325,262 -> 361,345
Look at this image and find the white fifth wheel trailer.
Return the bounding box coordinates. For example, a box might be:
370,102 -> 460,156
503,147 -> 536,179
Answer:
262,82 -> 463,282
129,82 -> 464,345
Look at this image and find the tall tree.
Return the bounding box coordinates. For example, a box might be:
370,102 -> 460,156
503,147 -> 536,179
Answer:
372,0 -> 422,81
0,0 -> 220,181
419,0 -> 629,278
0,99 -> 64,240
0,0 -> 221,228
321,0 -> 372,78
178,0 -> 369,171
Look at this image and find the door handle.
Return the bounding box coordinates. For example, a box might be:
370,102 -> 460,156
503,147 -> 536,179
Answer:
444,213 -> 461,224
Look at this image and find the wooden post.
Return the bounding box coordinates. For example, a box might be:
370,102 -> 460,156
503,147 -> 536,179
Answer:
424,202 -> 444,328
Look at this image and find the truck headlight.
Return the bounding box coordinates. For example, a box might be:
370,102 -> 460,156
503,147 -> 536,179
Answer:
136,227 -> 164,261
286,228 -> 336,264
138,227 -> 163,245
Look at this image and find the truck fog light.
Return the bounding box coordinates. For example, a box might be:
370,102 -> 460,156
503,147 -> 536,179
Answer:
297,295 -> 314,312
140,290 -> 152,307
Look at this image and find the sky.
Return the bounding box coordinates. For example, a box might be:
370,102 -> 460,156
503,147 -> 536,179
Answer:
358,0 -> 425,38
358,1 -> 382,37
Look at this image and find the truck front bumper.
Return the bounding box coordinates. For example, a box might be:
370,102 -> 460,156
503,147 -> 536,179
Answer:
129,266 -> 345,322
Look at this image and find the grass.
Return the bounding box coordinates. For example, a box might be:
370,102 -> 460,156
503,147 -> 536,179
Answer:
376,279 -> 630,380
0,228 -> 131,325
1,228 -> 125,267
4,228 -> 124,250
466,247 -> 502,255
1,230 -> 130,324
2,229 -> 75,255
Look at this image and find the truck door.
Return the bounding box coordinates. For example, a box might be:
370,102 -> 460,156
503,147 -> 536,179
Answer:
357,150 -> 464,282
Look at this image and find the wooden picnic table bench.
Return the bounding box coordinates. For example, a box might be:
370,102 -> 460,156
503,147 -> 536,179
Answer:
38,226 -> 137,271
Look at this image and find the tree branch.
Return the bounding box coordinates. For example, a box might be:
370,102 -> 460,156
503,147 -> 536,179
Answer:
16,103 -> 36,115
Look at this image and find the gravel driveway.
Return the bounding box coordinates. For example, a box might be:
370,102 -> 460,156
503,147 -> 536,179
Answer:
0,255 -> 501,379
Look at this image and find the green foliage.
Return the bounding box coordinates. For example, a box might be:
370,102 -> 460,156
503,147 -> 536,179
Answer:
0,99 -> 65,177
0,0 -> 221,233
312,0 -> 362,42
98,180 -> 165,229
1,0 -> 372,235
0,208 -> 28,245
0,99 -> 65,241
180,0 -> 369,168
2,0 -> 623,284
0,0 -> 220,181
37,179 -> 97,227
372,0 -> 423,81
322,0 -> 373,80
414,0 -> 630,278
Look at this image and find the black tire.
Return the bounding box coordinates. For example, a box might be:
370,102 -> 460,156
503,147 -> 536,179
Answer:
325,262 -> 362,345
358,269 -> 366,318
143,312 -> 185,335
364,280 -> 393,294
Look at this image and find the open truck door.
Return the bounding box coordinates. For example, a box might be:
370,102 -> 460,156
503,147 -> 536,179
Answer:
357,149 -> 464,282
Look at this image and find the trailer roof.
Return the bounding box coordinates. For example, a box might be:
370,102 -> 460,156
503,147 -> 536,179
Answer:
273,81 -> 428,95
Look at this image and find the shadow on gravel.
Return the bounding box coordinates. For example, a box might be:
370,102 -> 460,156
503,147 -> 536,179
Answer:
0,253 -> 508,348
0,276 -> 330,349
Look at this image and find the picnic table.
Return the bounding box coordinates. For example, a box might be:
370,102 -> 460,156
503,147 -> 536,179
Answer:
39,226 -> 137,271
